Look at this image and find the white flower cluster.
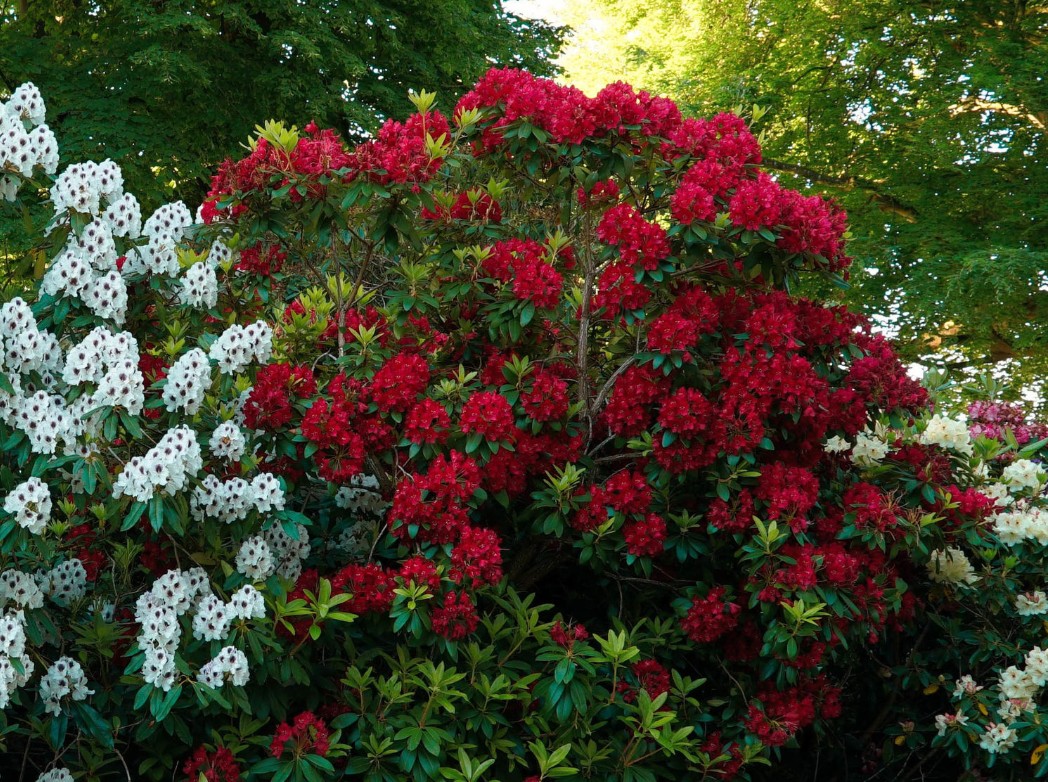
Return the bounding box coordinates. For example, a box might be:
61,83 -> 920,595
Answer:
50,159 -> 122,215
122,201 -> 194,277
45,559 -> 88,606
0,297 -> 62,377
926,547 -> 979,586
333,475 -> 385,556
335,473 -> 386,515
1015,590 -> 1048,617
1001,459 -> 1046,492
41,159 -> 139,322
236,535 -> 275,581
978,722 -> 1019,754
39,656 -> 92,716
135,568 -> 210,692
209,321 -> 273,375
113,426 -> 202,502
991,503 -> 1048,546
0,569 -> 45,609
162,348 -> 211,414
264,523 -> 311,582
135,569 -> 264,691
336,518 -> 379,558
191,584 -> 266,642
209,420 -> 247,462
3,476 -> 51,534
919,414 -> 973,456
851,430 -> 890,466
180,258 -> 219,310
36,770 -> 74,782
0,609 -> 34,709
190,472 -> 284,524
1,83 -> 58,201
197,645 -> 250,688
62,327 -> 144,414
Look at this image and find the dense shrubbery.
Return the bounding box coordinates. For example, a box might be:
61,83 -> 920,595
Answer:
1,70 -> 1047,781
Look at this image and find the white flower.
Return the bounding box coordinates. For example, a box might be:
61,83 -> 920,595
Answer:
978,722 -> 1018,754
997,665 -> 1038,700
926,547 -> 978,586
47,560 -> 88,605
1016,591 -> 1048,617
209,420 -> 246,462
180,260 -> 218,309
228,585 -> 266,621
236,536 -> 275,581
192,594 -> 233,642
163,348 -> 211,414
264,523 -> 311,582
919,414 -> 973,456
197,645 -> 250,688
3,477 -> 51,534
953,675 -> 982,698
209,321 -> 273,375
1001,459 -> 1046,492
0,569 -> 45,610
40,656 -> 93,715
36,770 -> 74,782
823,435 -> 849,454
851,431 -> 890,465
113,426 -> 202,502
1026,647 -> 1048,687
934,711 -> 969,737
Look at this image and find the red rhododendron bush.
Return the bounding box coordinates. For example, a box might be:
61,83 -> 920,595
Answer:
3,71 -> 1048,782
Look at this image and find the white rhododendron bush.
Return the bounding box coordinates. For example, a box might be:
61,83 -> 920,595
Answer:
2,76 -> 1048,782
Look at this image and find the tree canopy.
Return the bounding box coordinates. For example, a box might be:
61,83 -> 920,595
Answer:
548,0 -> 1048,409
0,0 -> 562,270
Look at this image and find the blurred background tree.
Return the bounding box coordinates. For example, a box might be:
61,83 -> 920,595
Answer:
526,0 -> 1048,410
0,0 -> 562,278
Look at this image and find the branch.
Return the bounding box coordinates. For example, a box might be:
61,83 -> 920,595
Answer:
948,96 -> 1046,131
762,158 -> 919,222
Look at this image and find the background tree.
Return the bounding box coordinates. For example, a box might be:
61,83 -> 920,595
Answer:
0,0 -> 562,277
540,0 -> 1048,410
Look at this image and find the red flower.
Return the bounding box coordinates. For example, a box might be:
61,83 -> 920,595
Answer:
682,587 -> 741,644
431,591 -> 479,640
182,746 -> 241,782
460,391 -> 517,443
450,526 -> 503,586
270,712 -> 331,759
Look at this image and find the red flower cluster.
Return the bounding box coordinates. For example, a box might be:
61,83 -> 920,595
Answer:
237,242 -> 286,276
270,711 -> 331,758
459,390 -> 517,443
482,239 -> 563,310
182,746 -> 241,782
246,364 -> 315,432
431,590 -> 479,640
391,452 -> 481,544
451,526 -> 503,586
348,110 -> 450,186
457,68 -> 680,146
422,190 -> 503,222
596,203 -> 671,272
681,588 -> 742,644
550,620 -> 589,649
623,514 -> 667,558
370,353 -> 430,412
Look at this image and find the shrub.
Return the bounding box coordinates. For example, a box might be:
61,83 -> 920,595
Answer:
1,69 -> 1042,782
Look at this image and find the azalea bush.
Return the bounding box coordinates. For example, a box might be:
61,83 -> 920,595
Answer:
835,399 -> 1048,779
1,68 -> 1044,782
